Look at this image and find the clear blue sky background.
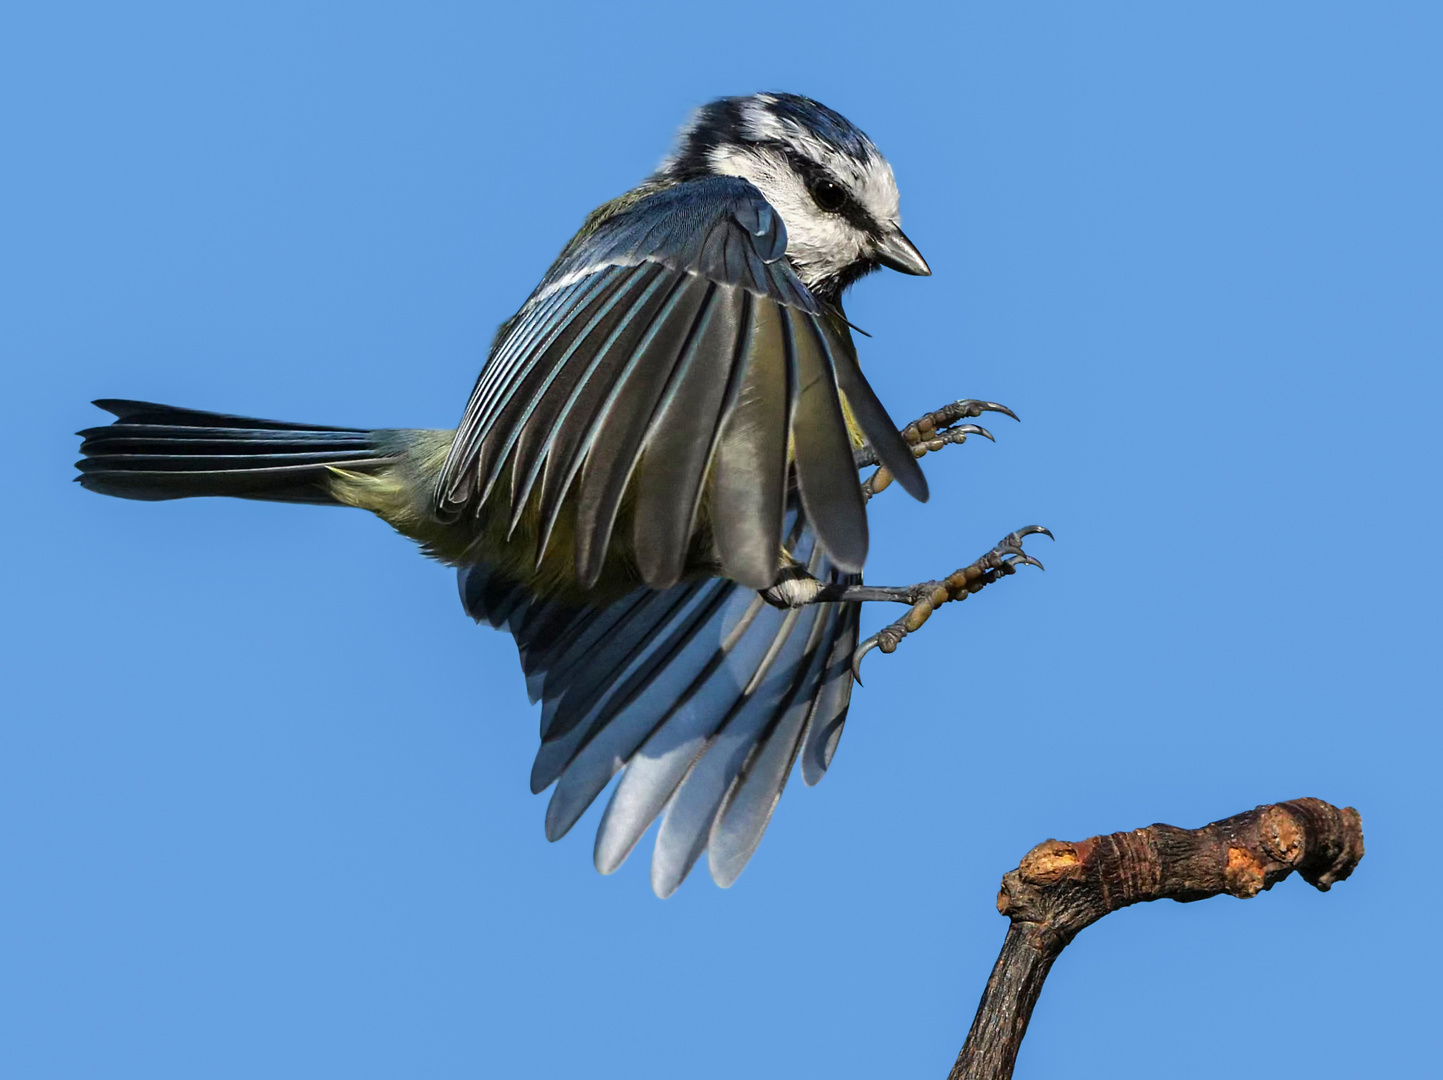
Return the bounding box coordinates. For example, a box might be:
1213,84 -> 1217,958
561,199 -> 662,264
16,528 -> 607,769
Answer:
3,3 -> 1438,1077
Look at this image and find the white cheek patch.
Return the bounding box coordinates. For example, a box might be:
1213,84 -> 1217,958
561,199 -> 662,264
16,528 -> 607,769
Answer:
707,146 -> 869,287
742,98 -> 903,230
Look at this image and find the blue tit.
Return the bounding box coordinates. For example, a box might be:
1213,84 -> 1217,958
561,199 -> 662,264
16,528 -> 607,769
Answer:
77,92 -> 937,896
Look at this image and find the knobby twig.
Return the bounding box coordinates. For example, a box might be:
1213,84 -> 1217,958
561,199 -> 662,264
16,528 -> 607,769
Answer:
949,797 -> 1365,1080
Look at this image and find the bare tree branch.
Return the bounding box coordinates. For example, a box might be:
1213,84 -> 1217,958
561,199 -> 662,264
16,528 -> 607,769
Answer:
948,797 -> 1365,1080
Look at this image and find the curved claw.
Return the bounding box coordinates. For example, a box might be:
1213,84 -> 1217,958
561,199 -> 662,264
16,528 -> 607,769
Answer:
992,542 -> 1046,571
850,635 -> 882,685
947,423 -> 994,442
1008,524 -> 1054,542
966,399 -> 1020,423
992,525 -> 1052,570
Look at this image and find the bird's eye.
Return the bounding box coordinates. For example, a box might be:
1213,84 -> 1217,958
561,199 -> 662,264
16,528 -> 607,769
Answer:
810,177 -> 847,212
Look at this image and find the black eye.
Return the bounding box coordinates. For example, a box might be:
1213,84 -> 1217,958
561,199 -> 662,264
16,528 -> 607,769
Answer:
810,177 -> 847,212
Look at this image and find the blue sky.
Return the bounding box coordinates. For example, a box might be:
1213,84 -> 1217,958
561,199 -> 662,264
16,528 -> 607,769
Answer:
3,3 -> 1439,1077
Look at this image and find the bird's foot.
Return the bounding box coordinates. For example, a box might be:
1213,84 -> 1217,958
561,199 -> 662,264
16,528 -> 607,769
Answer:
856,398 -> 1020,500
848,525 -> 1052,681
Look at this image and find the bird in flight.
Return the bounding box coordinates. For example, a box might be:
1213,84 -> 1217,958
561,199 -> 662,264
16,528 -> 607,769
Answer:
77,92 -> 1044,895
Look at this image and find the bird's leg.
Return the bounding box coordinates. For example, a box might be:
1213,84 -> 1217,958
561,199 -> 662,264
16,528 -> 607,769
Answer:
764,527 -> 1052,678
854,398 -> 1019,501
839,526 -> 1051,680
765,400 -> 1044,677
761,399 -> 1017,611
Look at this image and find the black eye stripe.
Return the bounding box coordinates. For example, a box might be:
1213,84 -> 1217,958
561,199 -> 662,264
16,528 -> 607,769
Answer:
740,144 -> 883,234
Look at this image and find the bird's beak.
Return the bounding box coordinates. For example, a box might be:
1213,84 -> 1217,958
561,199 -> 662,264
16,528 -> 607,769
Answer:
872,227 -> 931,276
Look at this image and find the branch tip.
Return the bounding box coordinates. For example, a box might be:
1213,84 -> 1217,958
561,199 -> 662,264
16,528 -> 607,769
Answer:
949,797 -> 1363,1080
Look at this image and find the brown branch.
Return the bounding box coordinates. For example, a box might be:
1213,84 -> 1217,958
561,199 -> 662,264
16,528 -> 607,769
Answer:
947,798 -> 1365,1080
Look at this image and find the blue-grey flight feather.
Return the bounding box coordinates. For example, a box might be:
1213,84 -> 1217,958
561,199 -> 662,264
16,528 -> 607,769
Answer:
458,508 -> 859,896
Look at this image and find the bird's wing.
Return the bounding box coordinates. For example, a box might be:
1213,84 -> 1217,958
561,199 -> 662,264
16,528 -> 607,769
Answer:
437,175 -> 926,591
459,509 -> 859,896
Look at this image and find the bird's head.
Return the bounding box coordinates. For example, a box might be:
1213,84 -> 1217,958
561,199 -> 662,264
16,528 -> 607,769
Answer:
655,92 -> 929,301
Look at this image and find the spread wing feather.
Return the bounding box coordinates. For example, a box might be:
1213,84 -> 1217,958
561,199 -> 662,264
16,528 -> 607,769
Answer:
438,175 -> 922,588
630,289 -> 752,588
458,509 -> 861,896
788,309 -> 869,572
707,298 -> 791,588
516,267 -> 680,545
572,278 -> 718,587
471,270 -> 636,513
502,266 -> 662,520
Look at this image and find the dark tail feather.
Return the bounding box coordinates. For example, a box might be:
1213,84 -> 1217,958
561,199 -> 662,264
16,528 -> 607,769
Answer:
76,399 -> 390,504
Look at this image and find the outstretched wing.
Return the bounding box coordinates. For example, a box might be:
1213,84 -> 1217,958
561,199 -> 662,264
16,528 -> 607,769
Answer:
437,175 -> 926,591
459,512 -> 859,897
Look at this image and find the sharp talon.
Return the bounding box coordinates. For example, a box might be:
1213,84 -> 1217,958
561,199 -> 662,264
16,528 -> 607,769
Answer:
991,526 -> 1051,571
1008,525 -> 1054,542
851,636 -> 881,684
949,423 -> 994,442
973,400 -> 1020,423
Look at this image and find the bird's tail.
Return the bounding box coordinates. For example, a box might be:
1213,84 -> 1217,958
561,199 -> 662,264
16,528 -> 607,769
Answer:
76,399 -> 394,504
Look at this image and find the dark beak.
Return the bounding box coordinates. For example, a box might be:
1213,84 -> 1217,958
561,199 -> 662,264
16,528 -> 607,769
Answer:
873,227 -> 931,276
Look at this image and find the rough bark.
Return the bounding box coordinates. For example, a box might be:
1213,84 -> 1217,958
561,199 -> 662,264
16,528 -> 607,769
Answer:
947,797 -> 1365,1080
